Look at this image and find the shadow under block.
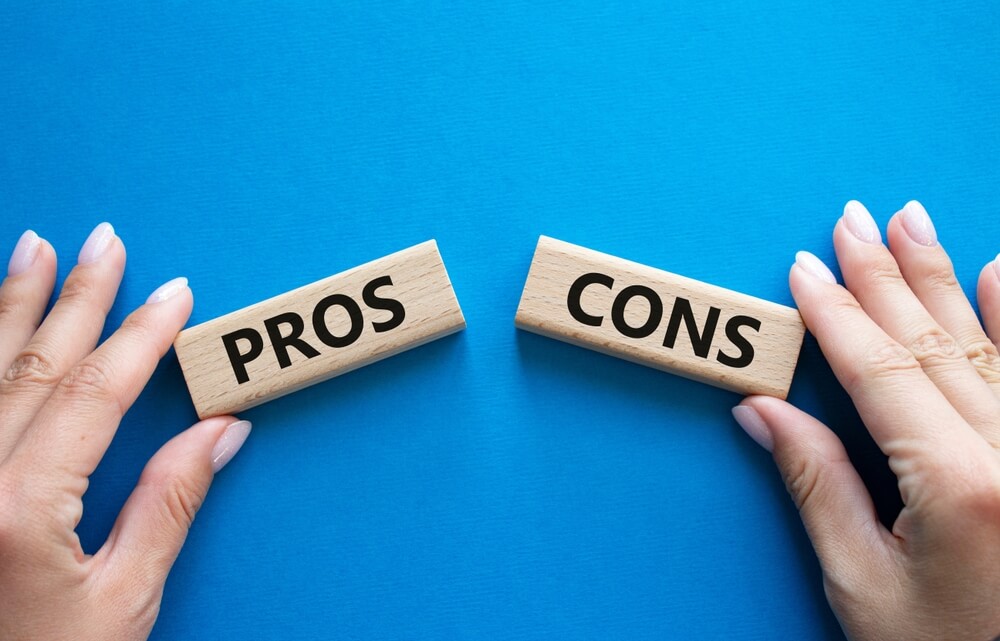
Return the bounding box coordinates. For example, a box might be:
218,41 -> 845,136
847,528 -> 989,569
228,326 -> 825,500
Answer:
514,236 -> 805,399
174,240 -> 465,419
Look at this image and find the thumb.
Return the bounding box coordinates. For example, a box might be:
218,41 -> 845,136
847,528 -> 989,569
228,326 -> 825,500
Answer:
98,416 -> 251,595
733,396 -> 894,594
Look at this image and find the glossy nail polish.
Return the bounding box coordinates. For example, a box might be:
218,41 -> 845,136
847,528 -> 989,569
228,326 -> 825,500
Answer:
795,251 -> 837,284
843,201 -> 881,244
211,420 -> 252,473
900,201 -> 937,246
7,230 -> 41,277
146,277 -> 188,304
732,405 -> 773,452
78,222 -> 115,264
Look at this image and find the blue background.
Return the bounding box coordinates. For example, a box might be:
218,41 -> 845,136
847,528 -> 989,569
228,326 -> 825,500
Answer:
2,2 -> 998,639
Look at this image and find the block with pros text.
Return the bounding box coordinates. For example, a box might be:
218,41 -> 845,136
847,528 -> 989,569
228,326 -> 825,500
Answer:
515,236 -> 805,399
174,240 -> 465,419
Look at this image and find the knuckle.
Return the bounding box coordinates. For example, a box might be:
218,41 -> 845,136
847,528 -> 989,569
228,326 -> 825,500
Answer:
822,292 -> 866,326
57,359 -> 118,411
904,328 -> 963,366
137,464 -> 206,531
781,455 -> 823,513
847,342 -> 921,392
161,475 -> 204,529
0,294 -> 21,324
57,273 -> 101,306
2,348 -> 62,388
860,261 -> 906,289
920,263 -> 961,292
119,309 -> 163,346
965,341 -> 1000,384
121,308 -> 157,335
826,296 -> 861,319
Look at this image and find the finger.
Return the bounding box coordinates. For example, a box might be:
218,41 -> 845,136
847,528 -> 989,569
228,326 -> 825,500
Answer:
0,233 -> 56,463
10,277 -> 192,482
0,231 -> 57,380
887,201 -> 1000,398
94,416 -> 250,597
733,397 -> 898,603
979,255 -> 1000,349
0,223 -> 125,445
789,251 -> 989,468
833,201 -> 1000,443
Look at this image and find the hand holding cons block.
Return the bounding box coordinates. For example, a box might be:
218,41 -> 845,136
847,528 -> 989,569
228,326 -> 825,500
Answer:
174,240 -> 465,418
515,236 -> 805,398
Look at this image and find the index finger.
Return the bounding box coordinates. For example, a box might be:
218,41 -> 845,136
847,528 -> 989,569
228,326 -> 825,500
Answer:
790,253 -> 989,470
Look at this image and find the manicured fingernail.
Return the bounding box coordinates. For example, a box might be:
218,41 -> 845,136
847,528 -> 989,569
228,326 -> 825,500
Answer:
78,222 -> 116,264
211,420 -> 251,473
842,200 -> 881,244
146,277 -> 188,304
900,200 -> 937,246
795,250 -> 837,284
7,230 -> 42,277
732,405 -> 773,452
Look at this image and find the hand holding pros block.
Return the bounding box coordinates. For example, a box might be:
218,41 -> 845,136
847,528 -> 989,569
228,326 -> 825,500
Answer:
515,236 -> 805,398
174,240 -> 465,418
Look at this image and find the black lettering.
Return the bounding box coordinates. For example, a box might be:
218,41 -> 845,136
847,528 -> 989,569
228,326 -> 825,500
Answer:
611,285 -> 663,339
362,276 -> 406,333
312,294 -> 364,348
567,272 -> 614,326
663,297 -> 720,358
264,312 -> 321,368
221,328 -> 265,384
716,315 -> 761,368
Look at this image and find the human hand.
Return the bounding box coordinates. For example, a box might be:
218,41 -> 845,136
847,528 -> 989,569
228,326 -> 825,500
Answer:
0,224 -> 251,641
732,201 -> 1000,640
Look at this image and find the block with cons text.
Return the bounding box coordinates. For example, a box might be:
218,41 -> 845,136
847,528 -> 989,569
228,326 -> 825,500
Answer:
174,240 -> 465,419
515,236 -> 804,398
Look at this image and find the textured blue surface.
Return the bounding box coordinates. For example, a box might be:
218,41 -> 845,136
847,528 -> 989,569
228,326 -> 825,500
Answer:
2,2 -> 998,639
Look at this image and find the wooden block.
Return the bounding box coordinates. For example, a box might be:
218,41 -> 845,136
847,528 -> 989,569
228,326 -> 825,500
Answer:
174,240 -> 465,419
514,236 -> 805,398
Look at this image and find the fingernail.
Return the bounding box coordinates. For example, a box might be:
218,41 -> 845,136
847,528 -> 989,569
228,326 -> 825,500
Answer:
78,222 -> 115,264
795,250 -> 837,284
7,230 -> 42,277
211,420 -> 251,473
993,253 -> 1000,282
900,201 -> 937,246
732,405 -> 774,452
842,200 -> 881,244
146,277 -> 188,304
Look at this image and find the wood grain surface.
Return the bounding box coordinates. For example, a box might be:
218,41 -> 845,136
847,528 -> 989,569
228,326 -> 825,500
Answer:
515,236 -> 805,398
175,240 -> 465,418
